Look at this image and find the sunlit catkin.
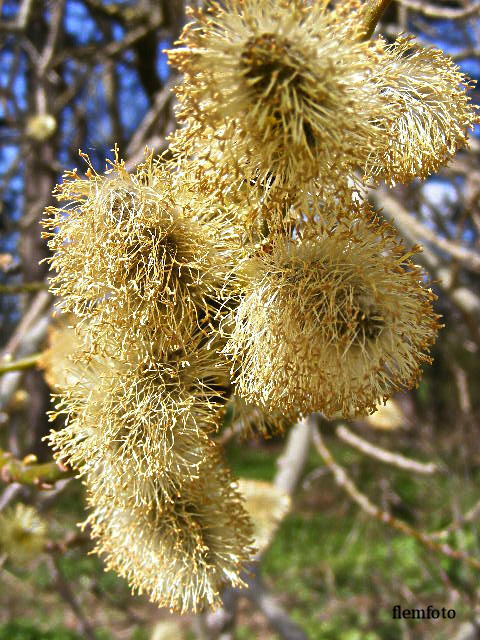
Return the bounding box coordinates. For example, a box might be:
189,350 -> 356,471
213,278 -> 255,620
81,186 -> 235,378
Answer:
225,205 -> 441,419
367,37 -> 478,184
46,331 -> 230,505
85,455 -> 254,613
42,153 -> 233,353
39,0 -> 477,612
168,0 -> 391,198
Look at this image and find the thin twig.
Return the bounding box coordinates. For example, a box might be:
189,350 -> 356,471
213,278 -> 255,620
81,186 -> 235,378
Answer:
1,290 -> 51,359
0,353 -> 41,374
336,424 -> 438,475
0,449 -> 74,488
429,499 -> 480,540
399,0 -> 480,19
45,530 -> 90,554
47,554 -> 97,640
376,192 -> 480,273
38,0 -> 65,77
0,313 -> 50,412
0,281 -> 49,294
125,79 -> 177,160
313,426 -> 480,571
372,188 -> 480,343
0,483 -> 23,512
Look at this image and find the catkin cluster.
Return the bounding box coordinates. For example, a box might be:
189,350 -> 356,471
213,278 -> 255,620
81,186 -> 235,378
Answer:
42,0 -> 477,613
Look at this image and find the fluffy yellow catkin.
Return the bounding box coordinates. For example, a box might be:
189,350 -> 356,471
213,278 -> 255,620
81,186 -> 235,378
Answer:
41,150 -> 254,610
44,322 -> 230,505
225,203 -> 441,419
42,152 -> 237,356
85,453 -> 255,614
366,36 -> 479,184
40,0 -> 478,614
41,318 -> 256,607
168,0 -> 392,200
168,0 -> 477,203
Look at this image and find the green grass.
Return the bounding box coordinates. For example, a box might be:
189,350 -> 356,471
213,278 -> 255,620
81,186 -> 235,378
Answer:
0,620 -> 84,640
228,435 -> 480,639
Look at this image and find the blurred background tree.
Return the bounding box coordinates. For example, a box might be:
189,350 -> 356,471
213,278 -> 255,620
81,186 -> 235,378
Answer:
1,1 -> 480,639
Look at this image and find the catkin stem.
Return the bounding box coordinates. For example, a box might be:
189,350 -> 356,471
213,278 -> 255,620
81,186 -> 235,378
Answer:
0,282 -> 48,295
0,353 -> 40,374
362,0 -> 393,39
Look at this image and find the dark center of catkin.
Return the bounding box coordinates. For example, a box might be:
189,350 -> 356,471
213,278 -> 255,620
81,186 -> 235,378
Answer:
332,290 -> 385,344
125,225 -> 202,295
241,33 -> 298,95
353,307 -> 385,342
240,33 -> 316,149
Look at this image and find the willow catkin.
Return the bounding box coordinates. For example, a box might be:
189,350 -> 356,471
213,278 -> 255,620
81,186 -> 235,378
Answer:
85,453 -> 255,613
42,153 -> 236,355
366,36 -> 478,184
45,327 -> 230,505
39,0 -> 478,613
38,317 -> 87,393
226,395 -> 289,438
168,0 -> 392,199
237,478 -> 290,552
42,318 -> 254,606
225,204 -> 441,419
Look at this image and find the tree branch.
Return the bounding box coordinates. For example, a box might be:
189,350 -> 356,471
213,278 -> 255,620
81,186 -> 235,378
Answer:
0,281 -> 49,295
372,188 -> 480,341
0,449 -> 74,488
362,0 -> 393,39
336,424 -> 438,474
313,426 -> 480,571
46,554 -> 97,640
275,415 -> 313,494
0,353 -> 41,374
375,192 -> 480,273
205,417 -> 314,640
399,0 -> 480,19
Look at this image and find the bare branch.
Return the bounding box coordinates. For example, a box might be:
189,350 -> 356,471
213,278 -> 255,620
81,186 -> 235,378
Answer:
399,0 -> 480,19
0,449 -> 74,488
430,499 -> 480,540
336,424 -> 438,474
1,290 -> 51,359
372,189 -> 480,340
376,192 -> 480,273
313,426 -> 480,571
205,417 -> 314,639
0,0 -> 33,31
38,0 -> 66,77
125,78 -> 177,161
0,281 -> 48,295
46,554 -> 97,640
275,415 -> 313,495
